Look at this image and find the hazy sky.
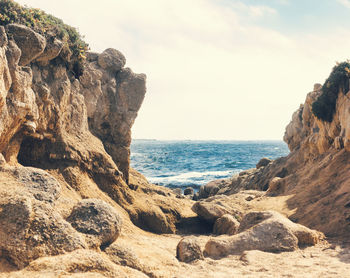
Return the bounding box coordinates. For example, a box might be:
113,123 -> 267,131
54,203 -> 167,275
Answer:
15,0 -> 350,140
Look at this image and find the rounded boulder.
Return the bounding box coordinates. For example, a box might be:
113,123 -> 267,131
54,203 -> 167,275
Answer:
98,48 -> 126,72
67,199 -> 122,247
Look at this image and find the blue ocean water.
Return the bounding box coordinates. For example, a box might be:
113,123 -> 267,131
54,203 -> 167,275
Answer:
130,140 -> 289,190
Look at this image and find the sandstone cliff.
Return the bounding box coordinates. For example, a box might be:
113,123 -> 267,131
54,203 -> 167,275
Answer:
0,18 -> 196,277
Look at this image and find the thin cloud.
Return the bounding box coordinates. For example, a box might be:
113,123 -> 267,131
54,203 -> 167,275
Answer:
227,2 -> 278,19
337,0 -> 350,9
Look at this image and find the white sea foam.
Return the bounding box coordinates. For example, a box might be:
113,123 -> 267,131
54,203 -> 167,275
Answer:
148,170 -> 236,186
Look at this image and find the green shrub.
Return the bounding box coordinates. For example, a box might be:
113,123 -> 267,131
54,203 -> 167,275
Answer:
0,0 -> 88,76
312,62 -> 350,122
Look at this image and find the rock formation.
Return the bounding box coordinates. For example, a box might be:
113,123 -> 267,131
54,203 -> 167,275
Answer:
0,2 -> 350,277
0,17 -> 193,276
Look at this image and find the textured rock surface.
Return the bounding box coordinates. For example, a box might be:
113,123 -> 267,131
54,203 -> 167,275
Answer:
176,237 -> 204,263
192,198 -> 242,224
256,157 -> 272,169
35,37 -> 63,65
80,55 -> 146,183
67,199 -> 122,247
98,48 -> 126,72
213,214 -> 240,235
6,24 -> 46,66
0,166 -> 86,268
10,249 -> 148,278
204,210 -> 321,259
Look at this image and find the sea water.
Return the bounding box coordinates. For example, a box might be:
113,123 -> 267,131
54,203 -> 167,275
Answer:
130,140 -> 289,190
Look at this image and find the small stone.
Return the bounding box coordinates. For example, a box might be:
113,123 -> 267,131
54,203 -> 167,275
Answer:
176,237 -> 204,263
172,188 -> 182,196
184,187 -> 194,196
98,48 -> 126,72
256,157 -> 272,169
213,214 -> 240,235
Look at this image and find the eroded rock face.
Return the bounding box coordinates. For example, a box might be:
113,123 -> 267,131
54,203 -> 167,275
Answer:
80,53 -> 146,183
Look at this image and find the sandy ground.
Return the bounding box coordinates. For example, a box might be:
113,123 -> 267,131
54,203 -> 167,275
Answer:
113,229 -> 350,278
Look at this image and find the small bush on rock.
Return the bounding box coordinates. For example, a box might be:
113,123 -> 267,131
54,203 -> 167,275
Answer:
312,61 -> 350,122
0,0 -> 88,76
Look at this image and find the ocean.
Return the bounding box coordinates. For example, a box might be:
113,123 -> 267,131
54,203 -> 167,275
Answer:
130,140 -> 289,190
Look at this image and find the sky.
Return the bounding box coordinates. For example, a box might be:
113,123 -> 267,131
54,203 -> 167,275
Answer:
15,0 -> 350,140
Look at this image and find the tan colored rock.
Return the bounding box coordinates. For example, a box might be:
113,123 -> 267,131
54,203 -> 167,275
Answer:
0,167 -> 86,268
80,62 -> 146,183
105,241 -> 154,277
213,214 -> 239,235
266,177 -> 285,195
67,199 -> 122,247
334,136 -> 344,150
36,37 -> 63,65
198,179 -> 231,199
12,249 -> 148,278
98,48 -> 126,72
256,157 -> 272,169
192,201 -> 231,223
176,237 -> 204,263
238,211 -> 321,246
0,26 -> 8,47
6,24 -> 46,66
204,211 -> 322,259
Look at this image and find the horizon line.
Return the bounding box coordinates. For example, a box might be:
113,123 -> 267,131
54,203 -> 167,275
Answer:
132,138 -> 286,142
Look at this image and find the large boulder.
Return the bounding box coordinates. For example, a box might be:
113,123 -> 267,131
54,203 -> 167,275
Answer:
67,199 -> 122,247
204,211 -> 322,259
98,48 -> 126,72
6,24 -> 46,66
238,211 -> 322,246
0,166 -> 86,268
176,237 -> 204,263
